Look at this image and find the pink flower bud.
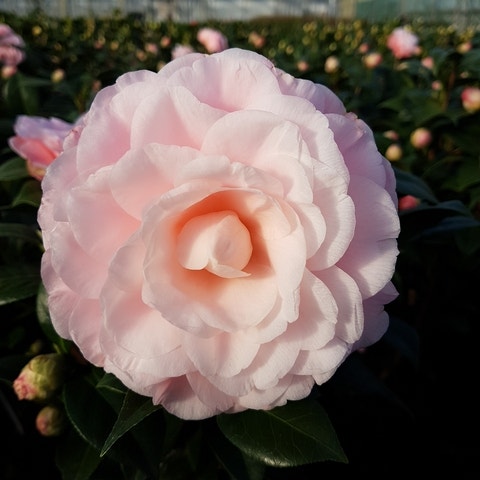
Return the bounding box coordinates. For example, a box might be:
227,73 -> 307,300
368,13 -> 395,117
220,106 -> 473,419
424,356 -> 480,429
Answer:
324,55 -> 340,74
410,127 -> 432,149
13,353 -> 66,402
385,143 -> 403,162
35,405 -> 66,436
363,52 -> 382,69
461,86 -> 480,113
421,56 -> 434,70
398,195 -> 420,211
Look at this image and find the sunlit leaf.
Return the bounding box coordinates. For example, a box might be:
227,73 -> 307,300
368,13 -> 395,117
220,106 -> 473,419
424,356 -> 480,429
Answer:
217,399 -> 347,467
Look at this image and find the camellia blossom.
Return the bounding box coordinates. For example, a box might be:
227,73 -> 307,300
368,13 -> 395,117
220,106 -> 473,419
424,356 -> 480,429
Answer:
8,115 -> 79,180
38,48 -> 400,420
196,27 -> 228,53
387,27 -> 419,59
0,23 -> 25,66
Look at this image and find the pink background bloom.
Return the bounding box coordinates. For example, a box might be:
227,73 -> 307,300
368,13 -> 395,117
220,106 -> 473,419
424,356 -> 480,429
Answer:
0,23 -> 24,66
38,48 -> 399,420
197,27 -> 228,53
461,86 -> 480,113
387,27 -> 419,59
8,115 -> 78,180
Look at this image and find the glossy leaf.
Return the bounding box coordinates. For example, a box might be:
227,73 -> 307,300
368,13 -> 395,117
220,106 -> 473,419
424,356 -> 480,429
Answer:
100,390 -> 161,457
12,179 -> 42,207
0,156 -> 28,181
0,264 -> 40,305
394,167 -> 438,203
217,398 -> 348,467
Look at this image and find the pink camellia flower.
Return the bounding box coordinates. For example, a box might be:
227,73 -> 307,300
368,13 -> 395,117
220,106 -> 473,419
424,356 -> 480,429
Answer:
8,115 -> 79,180
197,27 -> 228,53
38,48 -> 400,420
0,23 -> 25,67
171,44 -> 195,59
387,27 -> 419,59
461,86 -> 480,113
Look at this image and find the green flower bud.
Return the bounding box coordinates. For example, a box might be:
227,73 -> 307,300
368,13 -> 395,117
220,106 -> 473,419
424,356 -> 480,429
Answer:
13,353 -> 66,402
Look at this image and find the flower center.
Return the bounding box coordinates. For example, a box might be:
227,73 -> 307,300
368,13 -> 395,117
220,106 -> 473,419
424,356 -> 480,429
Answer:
176,210 -> 252,278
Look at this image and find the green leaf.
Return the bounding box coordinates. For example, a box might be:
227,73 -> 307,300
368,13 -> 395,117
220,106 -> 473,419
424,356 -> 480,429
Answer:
394,167 -> 438,203
2,72 -> 40,115
0,222 -> 40,244
0,264 -> 40,305
100,390 -> 161,457
63,377 -> 118,452
56,427 -> 103,480
12,179 -> 42,207
0,156 -> 28,181
208,423 -> 266,480
217,398 -> 348,467
96,372 -> 128,412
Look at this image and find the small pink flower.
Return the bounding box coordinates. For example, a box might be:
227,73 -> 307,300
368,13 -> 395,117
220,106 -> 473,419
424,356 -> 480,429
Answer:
363,52 -> 382,69
1,64 -> 17,78
387,27 -> 419,59
0,24 -> 24,67
410,127 -> 432,149
296,60 -> 309,72
421,56 -> 434,70
171,44 -> 195,59
457,41 -> 472,54
248,31 -> 266,49
398,195 -> 420,211
461,86 -> 480,113
8,115 -> 79,180
197,27 -> 228,53
358,42 -> 369,54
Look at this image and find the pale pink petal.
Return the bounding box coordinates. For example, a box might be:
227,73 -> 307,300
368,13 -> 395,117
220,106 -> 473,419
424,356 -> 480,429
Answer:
67,167 -> 138,260
130,86 -> 225,150
184,330 -> 260,377
109,144 -> 200,219
49,224 -> 107,298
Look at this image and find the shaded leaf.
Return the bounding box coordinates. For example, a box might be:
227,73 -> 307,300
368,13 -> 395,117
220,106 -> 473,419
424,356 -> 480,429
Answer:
12,179 -> 42,207
56,427 -> 103,480
100,390 -> 161,457
0,156 -> 28,181
0,264 -> 40,305
394,167 -> 438,203
217,398 -> 347,467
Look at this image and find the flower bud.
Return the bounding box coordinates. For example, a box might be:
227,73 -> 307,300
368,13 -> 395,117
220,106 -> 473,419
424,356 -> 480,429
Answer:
50,68 -> 65,83
398,195 -> 420,211
324,55 -> 340,74
363,52 -> 382,69
35,405 -> 66,436
410,127 -> 432,149
385,143 -> 403,162
13,353 -> 66,402
461,86 -> 480,113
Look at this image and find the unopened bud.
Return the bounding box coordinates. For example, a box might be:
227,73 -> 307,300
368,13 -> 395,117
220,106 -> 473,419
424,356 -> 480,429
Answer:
35,405 -> 66,436
13,353 -> 66,402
